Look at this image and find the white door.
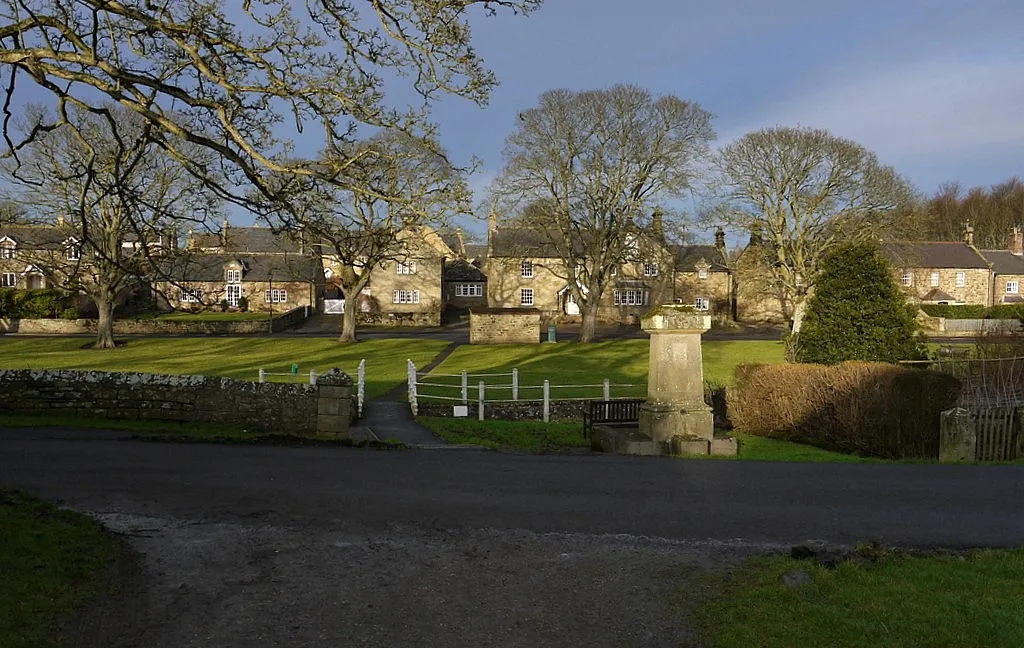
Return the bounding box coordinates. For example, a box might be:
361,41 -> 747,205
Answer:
565,292 -> 580,316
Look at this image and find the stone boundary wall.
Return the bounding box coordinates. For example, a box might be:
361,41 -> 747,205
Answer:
0,368 -> 354,436
421,399 -> 611,420
470,310 -> 541,344
357,311 -> 440,327
0,306 -> 309,336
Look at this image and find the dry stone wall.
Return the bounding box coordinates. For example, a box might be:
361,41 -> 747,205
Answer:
0,307 -> 309,335
470,310 -> 541,344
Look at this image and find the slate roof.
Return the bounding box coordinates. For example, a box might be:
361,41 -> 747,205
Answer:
161,253 -> 322,282
881,242 -> 990,269
444,258 -> 486,282
489,227 -> 573,257
921,288 -> 958,303
672,244 -> 730,272
980,250 -> 1024,275
0,225 -> 71,248
464,244 -> 488,261
190,226 -> 302,254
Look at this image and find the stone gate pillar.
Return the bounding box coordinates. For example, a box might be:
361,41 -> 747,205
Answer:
639,305 -> 713,450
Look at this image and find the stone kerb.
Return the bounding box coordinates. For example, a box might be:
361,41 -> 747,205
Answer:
315,368 -> 354,437
639,305 -> 715,452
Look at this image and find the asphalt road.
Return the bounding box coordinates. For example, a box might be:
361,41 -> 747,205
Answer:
4,429 -> 1023,647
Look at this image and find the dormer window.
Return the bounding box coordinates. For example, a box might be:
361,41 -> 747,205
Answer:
0,239 -> 14,260
62,237 -> 81,261
696,262 -> 710,280
643,262 -> 659,277
225,269 -> 242,283
396,260 -> 417,275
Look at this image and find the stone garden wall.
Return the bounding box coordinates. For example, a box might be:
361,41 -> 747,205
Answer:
357,311 -> 440,327
0,368 -> 353,436
469,309 -> 541,344
0,306 -> 309,336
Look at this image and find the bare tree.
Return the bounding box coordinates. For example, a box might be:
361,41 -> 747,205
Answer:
715,126 -> 913,333
491,84 -> 715,342
4,105 -> 216,348
268,131 -> 469,342
0,0 -> 538,212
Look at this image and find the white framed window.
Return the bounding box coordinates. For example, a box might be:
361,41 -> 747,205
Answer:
695,297 -> 710,311
454,283 -> 483,297
520,260 -> 534,278
65,245 -> 81,261
643,262 -> 659,277
225,269 -> 241,283
392,289 -> 420,304
0,241 -> 15,260
794,272 -> 804,288
930,271 -> 940,287
264,289 -> 288,303
226,284 -> 241,306
520,288 -> 534,306
609,265 -> 617,276
901,269 -> 913,287
956,271 -> 966,288
613,289 -> 648,306
1,272 -> 16,287
698,267 -> 709,280
180,288 -> 202,303
396,260 -> 417,275
1007,280 -> 1020,294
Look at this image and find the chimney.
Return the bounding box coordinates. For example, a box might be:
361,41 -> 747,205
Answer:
1011,226 -> 1023,256
651,209 -> 665,243
57,214 -> 65,227
221,219 -> 229,247
715,226 -> 726,252
748,223 -> 763,247
963,219 -> 975,247
487,209 -> 497,257
455,227 -> 467,258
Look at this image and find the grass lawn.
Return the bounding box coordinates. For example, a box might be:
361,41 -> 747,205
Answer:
695,549 -> 1024,648
0,337 -> 448,400
417,339 -> 785,402
0,489 -> 124,648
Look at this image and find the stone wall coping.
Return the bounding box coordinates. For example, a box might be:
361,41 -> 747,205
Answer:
641,306 -> 711,333
316,369 -> 353,386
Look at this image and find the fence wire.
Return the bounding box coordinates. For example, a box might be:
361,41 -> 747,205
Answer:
908,355 -> 1024,408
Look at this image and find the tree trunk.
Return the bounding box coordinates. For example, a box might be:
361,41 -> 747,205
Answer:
94,296 -> 117,349
790,297 -> 808,334
579,304 -> 599,343
338,287 -> 359,343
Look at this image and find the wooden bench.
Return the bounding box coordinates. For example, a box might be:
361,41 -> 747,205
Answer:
583,399 -> 645,437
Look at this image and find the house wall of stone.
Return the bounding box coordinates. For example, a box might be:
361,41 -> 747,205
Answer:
993,273 -> 1024,304
896,268 -> 992,306
485,257 -> 565,313
732,254 -> 790,325
370,257 -> 444,315
160,280 -> 316,312
469,310 -> 541,344
443,282 -> 488,311
673,271 -> 733,319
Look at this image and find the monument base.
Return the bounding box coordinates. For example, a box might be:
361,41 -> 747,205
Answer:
639,401 -> 714,445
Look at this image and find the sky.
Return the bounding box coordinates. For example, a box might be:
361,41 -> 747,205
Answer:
422,0 -> 1024,237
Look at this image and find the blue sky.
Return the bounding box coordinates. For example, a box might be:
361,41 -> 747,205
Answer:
426,0 -> 1023,234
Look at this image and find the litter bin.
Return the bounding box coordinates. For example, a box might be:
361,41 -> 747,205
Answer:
546,325 -> 557,343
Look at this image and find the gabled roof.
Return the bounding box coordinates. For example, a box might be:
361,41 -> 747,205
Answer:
0,225 -> 68,249
980,250 -> 1024,275
672,244 -> 730,273
464,244 -> 488,261
161,253 -> 322,283
881,242 -> 990,269
444,258 -> 486,282
490,227 -> 574,258
921,288 -> 959,303
190,226 -> 302,254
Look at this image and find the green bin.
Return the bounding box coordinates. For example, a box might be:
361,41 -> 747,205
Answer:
546,325 -> 557,343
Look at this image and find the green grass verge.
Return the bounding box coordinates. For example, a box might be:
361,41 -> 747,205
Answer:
0,337 -> 448,400
0,489 -> 123,648
417,417 -> 588,452
695,549 -> 1024,648
731,433 -> 877,463
417,339 -> 784,401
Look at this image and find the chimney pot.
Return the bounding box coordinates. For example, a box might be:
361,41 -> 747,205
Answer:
1011,226 -> 1023,256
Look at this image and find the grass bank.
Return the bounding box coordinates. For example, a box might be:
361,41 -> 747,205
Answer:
695,548 -> 1024,648
0,337 -> 448,400
0,489 -> 126,648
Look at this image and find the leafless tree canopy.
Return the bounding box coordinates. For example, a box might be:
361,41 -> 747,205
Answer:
0,0 -> 539,208
909,179 -> 1024,248
492,84 -> 715,341
715,126 -> 913,328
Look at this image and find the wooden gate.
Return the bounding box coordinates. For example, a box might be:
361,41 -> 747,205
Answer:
973,407 -> 1022,461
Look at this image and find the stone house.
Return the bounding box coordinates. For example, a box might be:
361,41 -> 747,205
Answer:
670,229 -> 733,320
732,229 -> 791,325
881,241 -> 993,306
980,227 -> 1024,305
0,225 -> 70,290
442,258 -> 488,312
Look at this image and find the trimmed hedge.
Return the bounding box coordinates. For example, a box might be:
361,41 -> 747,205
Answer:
0,289 -> 68,319
921,304 -> 1024,320
728,362 -> 961,459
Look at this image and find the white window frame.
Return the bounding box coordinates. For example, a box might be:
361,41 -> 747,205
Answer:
643,262 -> 659,277
901,269 -> 913,287
520,288 -> 534,307
697,267 -> 709,280
520,260 -> 534,278
225,269 -> 242,283
225,284 -> 242,306
0,240 -> 15,260
1007,280 -> 1020,295
396,260 -> 417,275
1,272 -> 16,287
930,271 -> 940,287
180,288 -> 202,303
392,289 -> 420,304
956,271 -> 966,288
65,244 -> 81,261
613,289 -> 648,306
695,297 -> 710,311
264,288 -> 288,303
454,283 -> 483,297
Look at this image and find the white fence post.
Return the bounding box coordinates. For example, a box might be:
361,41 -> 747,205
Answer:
357,358 -> 366,418
478,381 -> 485,421
258,368 -> 265,383
310,368 -> 317,385
603,378 -> 610,401
512,368 -> 519,401
407,359 -> 418,416
543,379 -> 550,423
461,369 -> 468,404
